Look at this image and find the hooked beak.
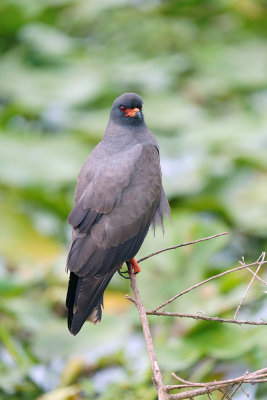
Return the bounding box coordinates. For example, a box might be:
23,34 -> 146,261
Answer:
125,107 -> 140,117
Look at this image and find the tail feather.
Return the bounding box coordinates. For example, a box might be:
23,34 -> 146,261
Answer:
66,270 -> 116,335
66,272 -> 79,331
87,298 -> 103,324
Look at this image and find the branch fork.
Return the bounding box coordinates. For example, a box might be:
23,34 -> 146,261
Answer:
126,233 -> 267,400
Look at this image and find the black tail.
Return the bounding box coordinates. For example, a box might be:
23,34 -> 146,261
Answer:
66,270 -> 116,335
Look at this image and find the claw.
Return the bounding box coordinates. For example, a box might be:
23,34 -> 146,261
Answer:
118,258 -> 141,279
129,258 -> 141,274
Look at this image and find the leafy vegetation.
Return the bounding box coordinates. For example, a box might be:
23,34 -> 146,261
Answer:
0,0 -> 266,399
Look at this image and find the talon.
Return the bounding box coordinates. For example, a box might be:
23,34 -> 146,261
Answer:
118,269 -> 131,279
129,258 -> 141,274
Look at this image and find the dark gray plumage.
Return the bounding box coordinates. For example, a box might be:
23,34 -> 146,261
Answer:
66,93 -> 170,335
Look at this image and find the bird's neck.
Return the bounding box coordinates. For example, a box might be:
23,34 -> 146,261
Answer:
104,119 -> 147,138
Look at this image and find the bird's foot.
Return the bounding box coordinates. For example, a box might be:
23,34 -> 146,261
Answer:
118,258 -> 141,279
129,258 -> 141,274
118,263 -> 130,279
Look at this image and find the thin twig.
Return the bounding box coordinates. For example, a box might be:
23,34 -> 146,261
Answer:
234,252 -> 265,319
240,386 -> 249,397
146,310 -> 267,325
167,368 -> 267,399
137,232 -> 228,264
167,379 -> 267,389
220,385 -> 234,400
246,266 -> 267,287
150,260 -> 267,313
238,255 -> 267,287
168,386 -> 223,400
169,368 -> 267,388
229,383 -> 243,399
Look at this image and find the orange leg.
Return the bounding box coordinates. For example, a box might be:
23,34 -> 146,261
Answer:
129,258 -> 141,274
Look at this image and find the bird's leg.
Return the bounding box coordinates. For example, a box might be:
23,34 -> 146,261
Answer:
129,258 -> 141,274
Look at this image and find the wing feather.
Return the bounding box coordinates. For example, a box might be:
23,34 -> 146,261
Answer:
67,143 -> 162,276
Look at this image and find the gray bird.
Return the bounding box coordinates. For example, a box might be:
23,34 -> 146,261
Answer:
66,93 -> 170,335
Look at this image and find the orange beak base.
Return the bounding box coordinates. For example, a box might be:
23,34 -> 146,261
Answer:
125,107 -> 139,117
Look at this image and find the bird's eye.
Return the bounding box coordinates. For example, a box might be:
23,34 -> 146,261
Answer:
120,106 -> 126,112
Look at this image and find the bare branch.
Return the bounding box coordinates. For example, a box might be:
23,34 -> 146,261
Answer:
234,252 -> 266,319
170,367 -> 267,387
126,234 -> 267,400
146,310 -> 267,325
167,368 -> 267,399
126,262 -> 168,400
240,253 -> 267,287
137,232 -> 228,264
244,266 -> 267,287
169,387 -> 219,400
228,383 -> 242,400
151,259 -> 267,313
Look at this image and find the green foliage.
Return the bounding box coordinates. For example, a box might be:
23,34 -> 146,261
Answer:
0,0 -> 267,399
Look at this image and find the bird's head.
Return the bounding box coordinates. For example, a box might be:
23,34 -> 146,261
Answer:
110,93 -> 144,126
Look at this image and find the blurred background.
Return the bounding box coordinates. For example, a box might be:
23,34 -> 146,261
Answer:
0,0 -> 267,399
